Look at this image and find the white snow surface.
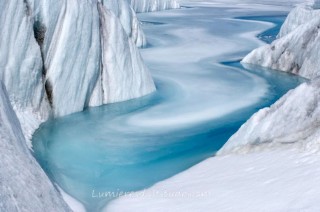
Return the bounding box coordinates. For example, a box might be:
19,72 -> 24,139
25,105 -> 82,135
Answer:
106,149 -> 320,212
0,82 -> 70,212
243,3 -> 320,79
130,0 -> 180,13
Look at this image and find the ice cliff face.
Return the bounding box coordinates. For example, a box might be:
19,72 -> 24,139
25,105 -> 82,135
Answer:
102,0 -> 147,47
0,0 -> 155,142
221,2 -> 320,154
0,82 -> 70,212
90,4 -> 155,106
130,0 -> 180,13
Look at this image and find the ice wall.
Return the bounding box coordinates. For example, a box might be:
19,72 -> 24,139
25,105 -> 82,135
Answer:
102,0 -> 147,47
0,0 -> 51,144
0,82 -> 70,212
130,0 -> 180,13
1,0 -> 155,127
90,4 -> 155,106
242,4 -> 320,79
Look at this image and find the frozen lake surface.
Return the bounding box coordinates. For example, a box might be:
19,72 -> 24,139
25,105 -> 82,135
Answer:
32,5 -> 304,212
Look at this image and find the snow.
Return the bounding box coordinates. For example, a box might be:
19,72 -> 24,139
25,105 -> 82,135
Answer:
0,82 -> 70,212
106,149 -> 320,212
242,2 -> 320,79
130,0 -> 180,13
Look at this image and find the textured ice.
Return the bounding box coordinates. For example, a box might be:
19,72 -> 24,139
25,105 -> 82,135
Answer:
0,0 -> 51,144
102,0 -> 147,47
1,0 -> 155,139
90,4 -> 155,106
220,79 -> 320,154
0,82 -> 69,212
279,3 -> 320,37
130,0 -> 180,13
243,3 -> 320,79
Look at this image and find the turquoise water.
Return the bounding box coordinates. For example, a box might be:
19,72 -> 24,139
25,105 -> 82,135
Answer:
32,7 -> 304,212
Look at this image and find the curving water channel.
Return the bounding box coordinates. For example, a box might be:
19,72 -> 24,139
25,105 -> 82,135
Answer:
32,4 -> 304,212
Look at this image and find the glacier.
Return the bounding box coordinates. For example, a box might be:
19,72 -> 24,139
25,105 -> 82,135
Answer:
130,0 -> 180,13
0,82 -> 70,212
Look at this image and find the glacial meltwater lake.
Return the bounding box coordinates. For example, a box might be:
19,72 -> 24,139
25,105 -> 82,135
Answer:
32,5 -> 305,212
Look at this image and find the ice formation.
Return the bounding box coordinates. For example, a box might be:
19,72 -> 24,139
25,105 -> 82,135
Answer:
130,0 -> 180,13
242,3 -> 320,79
0,82 -> 70,211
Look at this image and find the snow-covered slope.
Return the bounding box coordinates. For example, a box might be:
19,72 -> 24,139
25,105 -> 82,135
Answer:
0,82 -> 70,212
242,3 -> 320,79
106,149 -> 320,212
130,0 -> 180,13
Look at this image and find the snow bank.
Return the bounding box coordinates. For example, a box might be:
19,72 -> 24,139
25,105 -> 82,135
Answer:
106,149 -> 320,212
243,3 -> 320,79
130,0 -> 180,13
0,82 -> 70,212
